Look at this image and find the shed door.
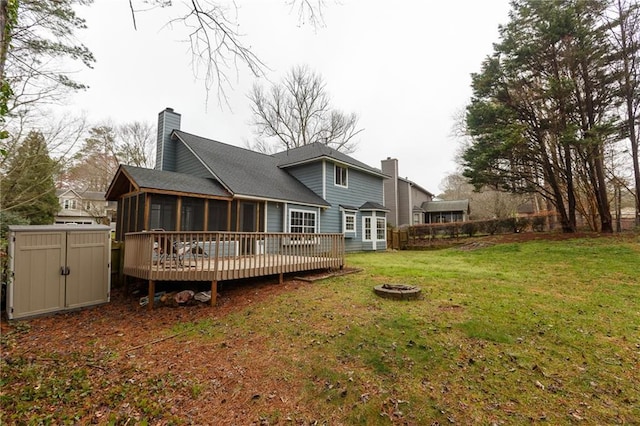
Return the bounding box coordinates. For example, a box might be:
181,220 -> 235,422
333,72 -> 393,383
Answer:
10,232 -> 66,319
66,230 -> 110,309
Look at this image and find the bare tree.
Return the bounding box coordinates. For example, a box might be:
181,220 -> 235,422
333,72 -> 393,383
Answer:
248,65 -> 363,153
130,1 -> 327,105
117,121 -> 156,168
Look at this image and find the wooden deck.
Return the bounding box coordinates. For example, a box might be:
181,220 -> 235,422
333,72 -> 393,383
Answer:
123,231 -> 345,308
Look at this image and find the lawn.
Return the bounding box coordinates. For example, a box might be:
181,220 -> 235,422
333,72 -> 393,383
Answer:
1,233 -> 639,425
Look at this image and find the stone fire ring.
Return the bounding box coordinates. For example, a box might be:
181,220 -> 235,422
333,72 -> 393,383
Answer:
374,284 -> 422,300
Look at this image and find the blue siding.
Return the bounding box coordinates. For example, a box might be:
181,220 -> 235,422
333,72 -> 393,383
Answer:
176,143 -> 212,178
266,202 -> 283,232
156,109 -> 181,171
320,161 -> 386,251
285,162 -> 324,197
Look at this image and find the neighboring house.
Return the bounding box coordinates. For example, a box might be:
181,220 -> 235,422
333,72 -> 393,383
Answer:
106,107 -> 389,252
422,199 -> 470,223
56,189 -> 117,227
382,157 -> 470,226
381,157 -> 434,227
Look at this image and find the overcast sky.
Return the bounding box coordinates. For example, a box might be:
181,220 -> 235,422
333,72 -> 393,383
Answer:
64,0 -> 511,194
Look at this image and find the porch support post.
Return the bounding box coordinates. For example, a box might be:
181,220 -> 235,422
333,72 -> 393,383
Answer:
211,280 -> 217,307
148,280 -> 155,310
279,273 -> 284,285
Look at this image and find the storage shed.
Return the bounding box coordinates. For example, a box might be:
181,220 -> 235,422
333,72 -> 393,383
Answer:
6,225 -> 111,320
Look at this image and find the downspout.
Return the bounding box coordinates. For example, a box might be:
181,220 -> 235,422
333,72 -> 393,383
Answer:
322,160 -> 326,200
264,201 -> 268,232
283,203 -> 288,232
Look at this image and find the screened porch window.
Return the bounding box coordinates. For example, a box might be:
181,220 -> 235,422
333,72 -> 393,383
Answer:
149,194 -> 176,231
208,200 -> 229,231
180,197 -> 205,231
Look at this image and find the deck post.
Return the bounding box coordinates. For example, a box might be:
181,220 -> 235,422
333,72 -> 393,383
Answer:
148,280 -> 155,310
279,272 -> 284,285
211,280 -> 217,307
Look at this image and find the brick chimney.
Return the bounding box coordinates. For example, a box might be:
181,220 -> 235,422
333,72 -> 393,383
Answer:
156,107 -> 181,171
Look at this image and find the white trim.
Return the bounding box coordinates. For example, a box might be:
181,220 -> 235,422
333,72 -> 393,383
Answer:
264,201 -> 268,232
376,216 -> 387,242
279,156 -> 387,178
363,216 -> 373,242
334,164 -> 348,188
343,211 -> 356,234
283,202 -> 288,231
288,208 -> 318,233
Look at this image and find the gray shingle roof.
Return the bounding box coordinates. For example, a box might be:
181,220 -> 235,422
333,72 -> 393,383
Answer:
272,142 -> 387,178
123,164 -> 230,197
174,131 -> 329,206
360,201 -> 389,211
422,199 -> 470,213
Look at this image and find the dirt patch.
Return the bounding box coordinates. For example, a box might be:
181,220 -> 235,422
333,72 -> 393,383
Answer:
0,272 -> 333,424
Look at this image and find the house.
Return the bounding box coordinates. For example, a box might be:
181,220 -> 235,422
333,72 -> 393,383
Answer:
381,157 -> 469,227
55,189 -> 117,226
106,107 -> 389,252
423,199 -> 470,223
381,157 -> 434,227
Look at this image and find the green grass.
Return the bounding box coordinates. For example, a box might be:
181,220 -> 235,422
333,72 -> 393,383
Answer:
2,234 -> 639,424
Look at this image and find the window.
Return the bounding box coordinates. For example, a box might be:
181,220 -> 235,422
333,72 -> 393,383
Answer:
363,216 -> 386,242
376,217 -> 386,241
63,199 -> 77,210
335,165 -> 348,187
289,210 -> 316,233
413,212 -> 422,225
363,217 -> 372,241
343,212 -> 356,233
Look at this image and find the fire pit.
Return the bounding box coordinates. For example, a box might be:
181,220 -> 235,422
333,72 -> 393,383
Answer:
374,283 -> 422,300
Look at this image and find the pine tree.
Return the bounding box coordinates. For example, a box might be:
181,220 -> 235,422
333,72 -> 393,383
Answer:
1,131 -> 59,224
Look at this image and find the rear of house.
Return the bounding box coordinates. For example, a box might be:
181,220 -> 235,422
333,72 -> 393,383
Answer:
106,107 -> 389,252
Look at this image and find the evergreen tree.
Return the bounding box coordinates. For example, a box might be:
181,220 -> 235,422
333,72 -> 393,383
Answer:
1,131 -> 59,224
463,0 -> 628,233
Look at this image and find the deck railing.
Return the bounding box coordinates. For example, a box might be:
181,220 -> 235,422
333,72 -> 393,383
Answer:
123,231 -> 345,282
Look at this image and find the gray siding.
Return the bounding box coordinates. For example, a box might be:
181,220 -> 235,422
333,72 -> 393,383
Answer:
266,202 -> 283,232
381,158 -> 398,227
176,143 -> 212,178
156,108 -> 181,171
285,162 -> 324,197
397,181 -> 411,226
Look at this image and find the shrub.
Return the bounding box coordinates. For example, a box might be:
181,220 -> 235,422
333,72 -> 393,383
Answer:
516,217 -> 530,233
532,216 -> 546,232
461,222 -> 478,236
